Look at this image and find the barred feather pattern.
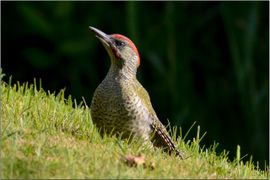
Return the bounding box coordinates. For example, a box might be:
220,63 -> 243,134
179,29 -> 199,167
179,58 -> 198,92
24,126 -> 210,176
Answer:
90,69 -> 184,159
150,117 -> 184,159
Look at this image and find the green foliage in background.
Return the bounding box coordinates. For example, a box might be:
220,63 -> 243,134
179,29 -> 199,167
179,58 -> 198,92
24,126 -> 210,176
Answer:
2,1 -> 268,165
1,80 -> 268,178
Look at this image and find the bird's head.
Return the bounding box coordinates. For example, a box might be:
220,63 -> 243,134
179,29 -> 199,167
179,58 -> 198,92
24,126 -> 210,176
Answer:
89,26 -> 140,77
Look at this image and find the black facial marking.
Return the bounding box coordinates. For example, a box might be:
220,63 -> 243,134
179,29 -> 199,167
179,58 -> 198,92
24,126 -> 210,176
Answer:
114,39 -> 126,49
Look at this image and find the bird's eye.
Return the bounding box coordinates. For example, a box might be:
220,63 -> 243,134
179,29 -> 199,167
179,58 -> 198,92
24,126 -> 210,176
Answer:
114,40 -> 125,48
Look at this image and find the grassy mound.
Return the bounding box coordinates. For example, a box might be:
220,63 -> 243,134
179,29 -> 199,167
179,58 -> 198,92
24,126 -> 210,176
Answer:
1,79 -> 268,178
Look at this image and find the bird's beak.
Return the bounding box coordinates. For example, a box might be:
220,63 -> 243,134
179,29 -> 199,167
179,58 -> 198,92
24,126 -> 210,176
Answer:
89,26 -> 113,48
89,26 -> 122,59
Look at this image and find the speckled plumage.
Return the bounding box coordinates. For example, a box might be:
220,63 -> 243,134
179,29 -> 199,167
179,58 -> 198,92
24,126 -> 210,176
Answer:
89,26 -> 184,158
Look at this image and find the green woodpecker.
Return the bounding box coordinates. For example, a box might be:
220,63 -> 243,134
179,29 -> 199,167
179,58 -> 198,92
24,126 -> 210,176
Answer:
89,26 -> 184,159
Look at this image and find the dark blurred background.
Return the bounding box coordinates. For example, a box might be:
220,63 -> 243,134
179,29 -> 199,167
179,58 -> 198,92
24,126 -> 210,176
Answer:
1,1 -> 269,167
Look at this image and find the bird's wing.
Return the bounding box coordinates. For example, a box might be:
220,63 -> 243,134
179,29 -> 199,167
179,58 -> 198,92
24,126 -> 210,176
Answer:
134,80 -> 184,159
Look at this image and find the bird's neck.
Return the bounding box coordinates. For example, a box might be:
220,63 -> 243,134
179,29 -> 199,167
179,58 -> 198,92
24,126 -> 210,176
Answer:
107,63 -> 137,81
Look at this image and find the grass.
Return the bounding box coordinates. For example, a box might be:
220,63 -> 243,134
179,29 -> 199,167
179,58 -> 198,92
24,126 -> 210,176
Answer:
1,78 -> 268,178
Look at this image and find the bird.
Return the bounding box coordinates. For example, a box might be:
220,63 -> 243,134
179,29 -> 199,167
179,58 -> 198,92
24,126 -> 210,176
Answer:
89,26 -> 184,159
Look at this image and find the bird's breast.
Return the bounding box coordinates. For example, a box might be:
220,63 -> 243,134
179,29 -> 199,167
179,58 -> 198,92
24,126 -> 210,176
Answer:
90,77 -> 152,137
